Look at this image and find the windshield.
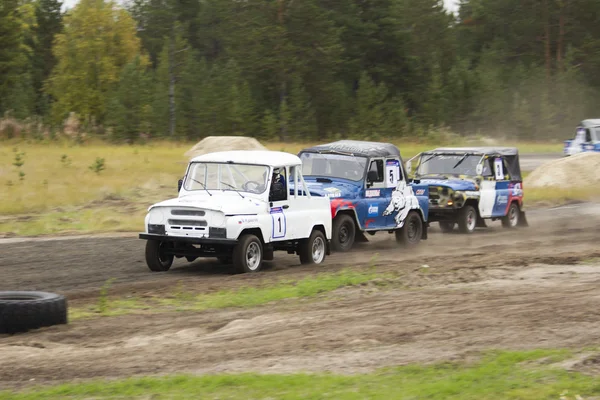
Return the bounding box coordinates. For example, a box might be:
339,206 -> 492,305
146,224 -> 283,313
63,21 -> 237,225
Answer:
183,162 -> 269,194
300,152 -> 367,181
416,154 -> 483,177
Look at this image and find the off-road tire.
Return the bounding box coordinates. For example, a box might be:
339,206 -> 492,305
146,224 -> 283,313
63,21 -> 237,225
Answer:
0,291 -> 68,334
233,234 -> 263,273
502,202 -> 520,228
331,214 -> 356,252
439,221 -> 455,233
457,205 -> 477,234
395,211 -> 423,247
145,240 -> 174,271
299,229 -> 327,265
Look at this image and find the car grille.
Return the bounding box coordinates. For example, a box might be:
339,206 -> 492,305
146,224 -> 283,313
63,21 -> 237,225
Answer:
167,208 -> 209,232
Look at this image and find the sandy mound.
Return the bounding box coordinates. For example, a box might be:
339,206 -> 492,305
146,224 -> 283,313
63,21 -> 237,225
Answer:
185,136 -> 267,159
524,152 -> 600,188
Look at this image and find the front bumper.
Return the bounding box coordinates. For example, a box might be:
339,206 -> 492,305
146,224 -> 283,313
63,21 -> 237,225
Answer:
427,207 -> 459,222
139,233 -> 237,245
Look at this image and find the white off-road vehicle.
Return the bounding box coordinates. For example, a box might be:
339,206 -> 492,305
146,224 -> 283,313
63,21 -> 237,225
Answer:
139,151 -> 332,273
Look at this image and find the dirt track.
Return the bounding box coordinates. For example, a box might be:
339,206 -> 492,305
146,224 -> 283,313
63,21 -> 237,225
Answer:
1,203 -> 600,387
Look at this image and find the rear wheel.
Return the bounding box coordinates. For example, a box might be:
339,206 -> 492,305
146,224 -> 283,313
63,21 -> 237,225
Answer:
502,202 -> 520,228
233,234 -> 263,273
145,240 -> 174,271
457,205 -> 477,234
299,229 -> 327,265
439,221 -> 455,233
331,214 -> 356,252
395,211 -> 423,247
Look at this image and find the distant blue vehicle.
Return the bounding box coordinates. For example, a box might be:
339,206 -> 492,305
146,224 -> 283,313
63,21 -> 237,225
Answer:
406,147 -> 528,234
564,119 -> 600,156
297,140 -> 429,252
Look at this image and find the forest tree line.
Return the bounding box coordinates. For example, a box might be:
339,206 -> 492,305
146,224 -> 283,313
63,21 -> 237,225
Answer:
1,0 -> 599,142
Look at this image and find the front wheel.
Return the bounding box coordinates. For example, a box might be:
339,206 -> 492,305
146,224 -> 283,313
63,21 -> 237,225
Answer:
299,229 -> 327,265
395,211 -> 423,247
233,234 -> 263,273
502,202 -> 520,228
457,205 -> 477,234
331,214 -> 356,252
145,240 -> 174,272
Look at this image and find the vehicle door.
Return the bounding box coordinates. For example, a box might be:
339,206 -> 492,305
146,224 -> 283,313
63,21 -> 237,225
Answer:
480,156 -> 512,218
285,165 -> 318,239
268,166 -> 291,241
478,156 -> 497,218
362,158 -> 395,230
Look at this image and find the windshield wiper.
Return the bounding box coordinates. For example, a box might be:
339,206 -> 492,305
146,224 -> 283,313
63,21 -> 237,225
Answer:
187,177 -> 212,196
220,181 -> 245,198
452,153 -> 468,169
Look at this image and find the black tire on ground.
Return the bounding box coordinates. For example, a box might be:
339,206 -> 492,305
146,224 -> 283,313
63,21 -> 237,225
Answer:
233,234 -> 263,273
502,202 -> 520,228
395,211 -> 423,247
439,221 -> 455,233
145,240 -> 174,272
0,291 -> 68,334
457,205 -> 477,234
299,229 -> 327,265
331,214 -> 356,252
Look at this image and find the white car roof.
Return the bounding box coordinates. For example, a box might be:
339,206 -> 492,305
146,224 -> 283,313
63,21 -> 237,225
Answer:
191,150 -> 301,167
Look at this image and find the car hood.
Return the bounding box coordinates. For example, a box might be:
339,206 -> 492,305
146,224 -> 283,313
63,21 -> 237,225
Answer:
149,193 -> 267,215
300,178 -> 362,199
418,178 -> 478,191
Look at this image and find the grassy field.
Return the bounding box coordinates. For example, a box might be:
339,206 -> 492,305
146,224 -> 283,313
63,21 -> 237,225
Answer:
72,268 -> 388,320
0,139 -> 567,236
2,350 -> 598,399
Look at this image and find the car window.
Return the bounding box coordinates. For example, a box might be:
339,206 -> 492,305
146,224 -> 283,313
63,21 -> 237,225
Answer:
269,166 -> 287,202
369,159 -> 384,182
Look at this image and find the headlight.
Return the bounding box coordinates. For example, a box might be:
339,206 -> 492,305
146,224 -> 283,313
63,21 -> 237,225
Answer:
148,208 -> 164,224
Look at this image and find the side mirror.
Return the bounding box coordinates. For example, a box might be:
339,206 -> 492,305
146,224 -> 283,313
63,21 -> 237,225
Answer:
178,178 -> 183,192
405,160 -> 412,174
367,170 -> 379,183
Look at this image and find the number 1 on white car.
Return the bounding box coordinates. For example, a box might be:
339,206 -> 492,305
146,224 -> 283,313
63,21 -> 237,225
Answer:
271,207 -> 286,238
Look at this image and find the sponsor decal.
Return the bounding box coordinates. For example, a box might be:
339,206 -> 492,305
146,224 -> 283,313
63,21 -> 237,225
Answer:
238,217 -> 259,224
497,195 -> 508,205
415,189 -> 425,195
324,187 -> 342,198
368,204 -> 379,216
464,191 -> 480,197
365,189 -> 380,198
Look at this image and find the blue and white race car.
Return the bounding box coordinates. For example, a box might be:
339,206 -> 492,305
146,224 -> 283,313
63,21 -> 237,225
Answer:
406,147 -> 528,234
564,119 -> 600,156
298,140 -> 430,252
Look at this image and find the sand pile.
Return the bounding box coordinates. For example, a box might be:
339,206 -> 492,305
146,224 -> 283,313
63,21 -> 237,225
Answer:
524,152 -> 600,188
185,136 -> 267,159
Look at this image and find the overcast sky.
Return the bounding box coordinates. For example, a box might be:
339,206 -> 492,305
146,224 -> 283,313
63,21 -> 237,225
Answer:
62,0 -> 460,13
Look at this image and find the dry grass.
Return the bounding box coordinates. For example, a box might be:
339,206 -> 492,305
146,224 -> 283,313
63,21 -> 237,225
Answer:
0,139 -> 565,236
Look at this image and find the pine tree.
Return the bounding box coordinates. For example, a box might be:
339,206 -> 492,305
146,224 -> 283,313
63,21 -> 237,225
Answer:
288,76 -> 317,140
31,0 -> 63,116
0,0 -> 22,115
106,56 -> 152,142
349,71 -> 389,139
